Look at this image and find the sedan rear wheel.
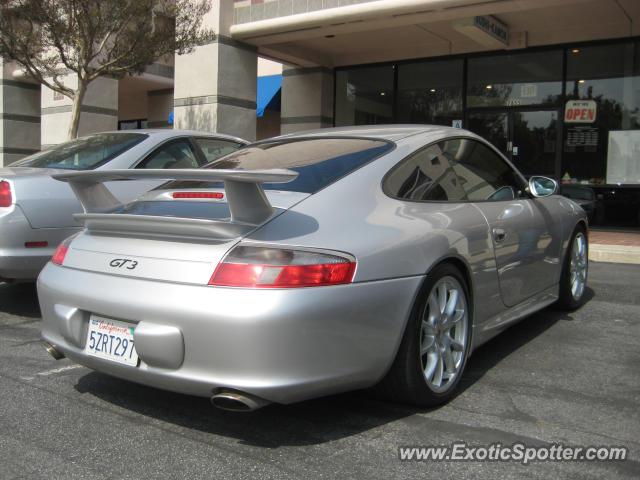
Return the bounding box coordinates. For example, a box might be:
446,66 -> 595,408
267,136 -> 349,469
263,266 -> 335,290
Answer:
377,263 -> 471,407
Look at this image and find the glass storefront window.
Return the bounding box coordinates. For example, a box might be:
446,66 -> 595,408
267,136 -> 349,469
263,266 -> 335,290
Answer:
563,42 -> 640,185
396,59 -> 463,126
335,66 -> 394,126
467,51 -> 563,108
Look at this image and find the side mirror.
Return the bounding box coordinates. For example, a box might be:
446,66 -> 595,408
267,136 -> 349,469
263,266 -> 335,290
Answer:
529,176 -> 558,197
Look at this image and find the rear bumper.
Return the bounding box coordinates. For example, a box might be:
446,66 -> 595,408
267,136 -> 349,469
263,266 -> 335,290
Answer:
0,205 -> 80,280
38,263 -> 423,404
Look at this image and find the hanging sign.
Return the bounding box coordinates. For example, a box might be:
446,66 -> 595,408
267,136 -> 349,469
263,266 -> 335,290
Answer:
564,100 -> 597,123
473,16 -> 509,46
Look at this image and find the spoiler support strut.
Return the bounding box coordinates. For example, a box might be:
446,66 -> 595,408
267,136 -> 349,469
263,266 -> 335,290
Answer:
53,168 -> 298,226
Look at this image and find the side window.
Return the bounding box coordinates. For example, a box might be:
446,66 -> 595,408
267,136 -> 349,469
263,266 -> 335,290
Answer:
449,139 -> 525,201
194,138 -> 243,164
384,141 -> 467,201
136,139 -> 199,169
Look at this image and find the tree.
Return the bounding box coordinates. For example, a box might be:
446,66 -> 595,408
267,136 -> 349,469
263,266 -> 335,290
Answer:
0,0 -> 214,139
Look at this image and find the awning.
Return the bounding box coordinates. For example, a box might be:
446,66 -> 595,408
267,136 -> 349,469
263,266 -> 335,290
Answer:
257,74 -> 282,117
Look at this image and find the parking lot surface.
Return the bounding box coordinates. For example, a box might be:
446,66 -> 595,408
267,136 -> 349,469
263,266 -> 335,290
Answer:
1,262 -> 638,479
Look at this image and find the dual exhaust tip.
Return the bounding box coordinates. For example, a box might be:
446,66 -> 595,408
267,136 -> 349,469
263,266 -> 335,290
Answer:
44,343 -> 269,412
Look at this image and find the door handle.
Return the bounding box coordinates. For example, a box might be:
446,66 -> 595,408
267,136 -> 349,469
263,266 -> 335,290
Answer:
493,228 -> 506,243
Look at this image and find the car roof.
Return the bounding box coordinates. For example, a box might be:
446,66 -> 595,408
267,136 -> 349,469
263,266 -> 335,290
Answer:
271,124 -> 471,143
82,129 -> 249,145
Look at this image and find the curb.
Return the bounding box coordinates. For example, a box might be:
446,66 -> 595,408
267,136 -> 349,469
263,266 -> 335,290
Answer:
589,244 -> 640,265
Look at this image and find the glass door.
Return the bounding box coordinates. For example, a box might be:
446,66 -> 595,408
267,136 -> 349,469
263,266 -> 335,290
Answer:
467,110 -> 560,178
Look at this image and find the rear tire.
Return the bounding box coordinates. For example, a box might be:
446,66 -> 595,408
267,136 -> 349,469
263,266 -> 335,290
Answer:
377,263 -> 471,407
557,227 -> 588,310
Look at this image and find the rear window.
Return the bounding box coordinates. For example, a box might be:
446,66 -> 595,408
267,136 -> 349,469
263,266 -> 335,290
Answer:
161,137 -> 394,193
11,133 -> 147,170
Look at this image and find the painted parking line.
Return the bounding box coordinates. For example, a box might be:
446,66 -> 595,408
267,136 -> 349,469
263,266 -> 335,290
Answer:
21,364 -> 84,381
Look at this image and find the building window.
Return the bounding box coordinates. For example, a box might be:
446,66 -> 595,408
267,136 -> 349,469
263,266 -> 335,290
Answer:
467,51 -> 563,108
397,59 -> 463,126
118,119 -> 148,130
563,41 -> 640,184
335,65 -> 394,126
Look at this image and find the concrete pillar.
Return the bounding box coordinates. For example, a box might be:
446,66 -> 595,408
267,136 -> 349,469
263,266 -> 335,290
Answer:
281,66 -> 334,134
0,59 -> 40,166
147,89 -> 174,129
41,74 -> 118,147
174,1 -> 257,141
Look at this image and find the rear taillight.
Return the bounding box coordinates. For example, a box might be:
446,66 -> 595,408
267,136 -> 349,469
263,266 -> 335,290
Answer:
25,241 -> 48,248
51,245 -> 68,265
209,245 -> 356,288
0,181 -> 12,207
50,233 -> 79,266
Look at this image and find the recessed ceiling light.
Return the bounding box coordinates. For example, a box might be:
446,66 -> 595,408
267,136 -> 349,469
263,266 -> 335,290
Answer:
572,49 -> 580,53
380,92 -> 386,96
486,85 -> 493,90
578,79 -> 585,84
430,89 -> 436,93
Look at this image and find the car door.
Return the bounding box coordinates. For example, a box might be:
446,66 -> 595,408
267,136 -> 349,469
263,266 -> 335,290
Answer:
447,138 -> 560,307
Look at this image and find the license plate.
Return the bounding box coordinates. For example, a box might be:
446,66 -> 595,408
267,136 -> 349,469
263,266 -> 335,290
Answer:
85,315 -> 139,366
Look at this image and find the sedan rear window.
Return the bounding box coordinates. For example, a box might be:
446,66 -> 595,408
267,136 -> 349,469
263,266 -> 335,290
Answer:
11,133 -> 147,170
162,137 -> 394,193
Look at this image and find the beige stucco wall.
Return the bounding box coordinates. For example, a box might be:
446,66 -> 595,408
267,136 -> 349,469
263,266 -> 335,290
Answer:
41,75 -> 117,146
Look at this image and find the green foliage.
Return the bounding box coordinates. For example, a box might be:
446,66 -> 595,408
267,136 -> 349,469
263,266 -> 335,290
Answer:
0,0 -> 215,138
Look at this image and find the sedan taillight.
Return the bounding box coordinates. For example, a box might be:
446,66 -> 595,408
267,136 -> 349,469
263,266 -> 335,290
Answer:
0,181 -> 12,207
209,245 -> 356,288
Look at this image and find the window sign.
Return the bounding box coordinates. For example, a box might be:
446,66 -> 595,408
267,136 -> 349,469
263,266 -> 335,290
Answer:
520,84 -> 538,98
564,100 -> 597,123
566,126 -> 599,147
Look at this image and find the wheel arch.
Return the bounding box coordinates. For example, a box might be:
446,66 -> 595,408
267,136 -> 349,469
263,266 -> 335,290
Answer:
563,219 -> 588,256
373,256 -> 476,404
383,254 -> 475,376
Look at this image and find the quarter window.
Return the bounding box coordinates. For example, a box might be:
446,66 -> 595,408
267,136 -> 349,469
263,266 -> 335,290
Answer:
194,138 -> 243,163
384,141 -> 466,201
137,139 -> 199,169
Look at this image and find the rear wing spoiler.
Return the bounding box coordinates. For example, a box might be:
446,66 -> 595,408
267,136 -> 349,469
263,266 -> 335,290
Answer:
53,168 -> 298,225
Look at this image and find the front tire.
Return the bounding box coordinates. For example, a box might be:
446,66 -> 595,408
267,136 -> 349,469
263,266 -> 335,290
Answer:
557,227 -> 588,310
378,263 -> 472,407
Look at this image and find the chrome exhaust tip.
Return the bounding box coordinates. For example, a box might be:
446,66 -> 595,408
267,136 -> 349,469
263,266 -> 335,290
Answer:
210,390 -> 270,412
44,342 -> 65,360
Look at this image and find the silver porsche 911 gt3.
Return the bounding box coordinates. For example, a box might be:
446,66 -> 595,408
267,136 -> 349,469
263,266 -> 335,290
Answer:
0,129 -> 246,281
38,125 -> 588,411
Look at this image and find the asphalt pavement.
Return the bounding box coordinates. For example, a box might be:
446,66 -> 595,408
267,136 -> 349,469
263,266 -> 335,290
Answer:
0,261 -> 639,479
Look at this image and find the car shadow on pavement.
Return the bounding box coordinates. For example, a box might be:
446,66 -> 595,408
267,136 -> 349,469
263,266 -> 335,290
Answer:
0,281 -> 41,318
73,287 -> 594,448
455,286 -> 595,396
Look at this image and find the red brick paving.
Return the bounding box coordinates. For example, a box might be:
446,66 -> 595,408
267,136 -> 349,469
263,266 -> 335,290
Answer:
589,230 -> 640,246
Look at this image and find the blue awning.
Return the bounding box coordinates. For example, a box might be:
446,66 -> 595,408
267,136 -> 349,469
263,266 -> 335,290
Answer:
257,74 -> 282,117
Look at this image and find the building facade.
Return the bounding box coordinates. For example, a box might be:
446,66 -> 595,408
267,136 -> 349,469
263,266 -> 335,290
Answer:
1,0 -> 639,225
